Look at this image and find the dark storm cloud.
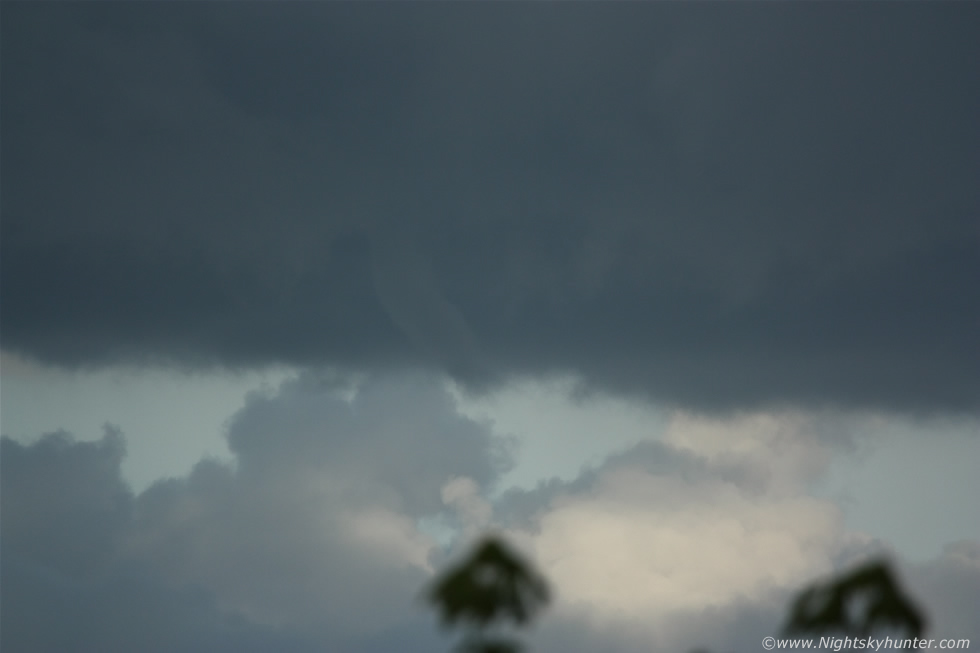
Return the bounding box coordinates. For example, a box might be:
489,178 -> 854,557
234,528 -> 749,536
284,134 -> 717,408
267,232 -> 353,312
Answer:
2,3 -> 978,413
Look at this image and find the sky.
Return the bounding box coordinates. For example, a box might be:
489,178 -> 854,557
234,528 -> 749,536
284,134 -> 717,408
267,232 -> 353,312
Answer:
1,3 -> 979,653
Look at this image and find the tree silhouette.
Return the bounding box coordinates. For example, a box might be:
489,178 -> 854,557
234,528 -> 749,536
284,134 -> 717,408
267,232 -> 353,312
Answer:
426,536 -> 550,653
784,559 -> 926,638
426,536 -> 929,653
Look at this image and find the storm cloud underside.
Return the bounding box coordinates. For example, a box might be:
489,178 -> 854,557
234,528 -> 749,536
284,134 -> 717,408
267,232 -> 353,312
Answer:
2,3 -> 978,413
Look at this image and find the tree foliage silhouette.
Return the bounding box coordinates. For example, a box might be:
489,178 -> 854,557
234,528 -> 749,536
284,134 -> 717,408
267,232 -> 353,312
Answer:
426,536 -> 929,653
426,536 -> 550,653
784,559 -> 926,638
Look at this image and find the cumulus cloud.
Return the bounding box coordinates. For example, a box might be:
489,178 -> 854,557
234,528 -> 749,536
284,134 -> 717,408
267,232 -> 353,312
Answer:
1,428 -> 132,578
1,373 -> 505,651
121,372 -> 512,637
501,415 -> 854,623
497,413 -> 980,653
0,432 -> 324,653
2,3 -> 977,413
3,374 -> 978,653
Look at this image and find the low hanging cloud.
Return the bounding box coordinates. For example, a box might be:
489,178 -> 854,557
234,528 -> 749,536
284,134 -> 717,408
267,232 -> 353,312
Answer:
2,3 -> 978,415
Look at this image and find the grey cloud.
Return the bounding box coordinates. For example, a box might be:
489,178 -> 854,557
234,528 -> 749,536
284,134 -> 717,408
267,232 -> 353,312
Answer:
1,558 -> 323,653
2,3 -> 978,414
4,385 -> 979,653
224,371 -> 513,512
1,373 -> 505,652
0,432 -> 322,653
124,373 -> 511,636
1,429 -> 132,577
908,541 -> 980,638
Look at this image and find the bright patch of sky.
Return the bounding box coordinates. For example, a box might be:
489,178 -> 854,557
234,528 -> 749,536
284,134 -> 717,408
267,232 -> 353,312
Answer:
811,414 -> 980,562
448,376 -> 669,493
0,351 -> 294,492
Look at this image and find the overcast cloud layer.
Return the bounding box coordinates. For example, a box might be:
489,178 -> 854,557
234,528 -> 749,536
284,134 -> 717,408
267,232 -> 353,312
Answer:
3,374 -> 979,653
3,3 -> 978,414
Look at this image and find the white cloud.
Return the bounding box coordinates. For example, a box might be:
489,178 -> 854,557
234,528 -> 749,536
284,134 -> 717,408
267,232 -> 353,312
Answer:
500,412 -> 859,634
528,470 -> 842,616
346,507 -> 436,574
